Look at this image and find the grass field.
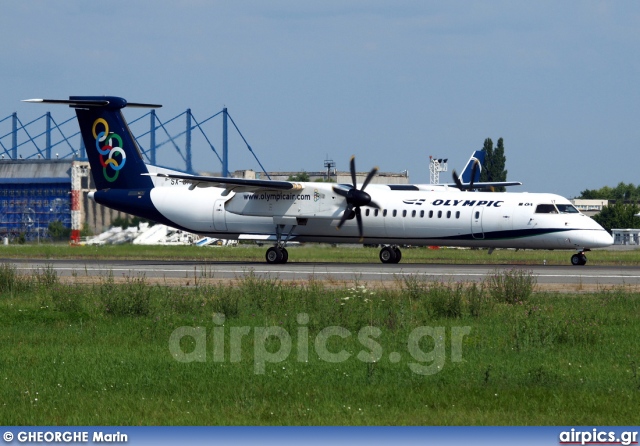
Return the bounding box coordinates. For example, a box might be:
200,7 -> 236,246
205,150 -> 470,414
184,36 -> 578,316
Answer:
1,262 -> 639,425
0,243 -> 639,265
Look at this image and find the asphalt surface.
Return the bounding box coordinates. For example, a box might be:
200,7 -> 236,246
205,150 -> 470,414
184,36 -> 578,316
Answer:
6,258 -> 640,287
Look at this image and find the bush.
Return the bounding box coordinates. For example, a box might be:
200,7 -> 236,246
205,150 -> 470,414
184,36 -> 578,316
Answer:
209,286 -> 240,318
401,275 -> 463,319
0,263 -> 31,294
48,221 -> 71,241
33,264 -> 58,287
467,282 -> 491,318
49,284 -> 84,313
485,268 -> 536,304
99,272 -> 151,317
0,263 -> 18,293
427,282 -> 463,319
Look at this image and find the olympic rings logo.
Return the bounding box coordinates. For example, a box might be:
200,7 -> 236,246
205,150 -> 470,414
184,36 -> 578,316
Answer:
92,118 -> 127,182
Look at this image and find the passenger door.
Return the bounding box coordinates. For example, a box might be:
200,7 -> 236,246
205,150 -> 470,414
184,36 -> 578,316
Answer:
471,206 -> 484,239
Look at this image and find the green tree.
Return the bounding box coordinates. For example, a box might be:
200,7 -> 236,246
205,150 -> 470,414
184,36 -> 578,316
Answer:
48,221 -> 71,241
492,138 -> 507,190
479,138 -> 493,183
80,222 -> 93,237
579,186 -> 613,199
287,172 -> 310,182
578,182 -> 640,201
479,137 -> 508,192
592,202 -> 640,233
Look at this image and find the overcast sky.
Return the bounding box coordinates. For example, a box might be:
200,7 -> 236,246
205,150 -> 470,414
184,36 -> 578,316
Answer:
1,1 -> 639,197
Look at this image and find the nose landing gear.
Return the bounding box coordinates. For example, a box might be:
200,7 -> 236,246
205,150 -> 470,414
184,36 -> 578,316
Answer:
571,250 -> 588,266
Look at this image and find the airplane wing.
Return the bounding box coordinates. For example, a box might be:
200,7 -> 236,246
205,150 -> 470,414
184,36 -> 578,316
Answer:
144,172 -> 302,192
442,181 -> 522,188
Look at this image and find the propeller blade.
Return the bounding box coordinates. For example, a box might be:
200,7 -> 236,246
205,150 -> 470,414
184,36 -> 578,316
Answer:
332,185 -> 349,197
452,169 -> 465,190
336,204 -> 354,229
349,156 -> 357,188
368,201 -> 381,210
355,207 -> 364,241
468,160 -> 478,190
361,167 -> 379,191
335,156 -> 380,239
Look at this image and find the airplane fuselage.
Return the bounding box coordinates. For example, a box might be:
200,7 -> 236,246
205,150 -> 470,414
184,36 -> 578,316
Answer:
91,180 -> 612,251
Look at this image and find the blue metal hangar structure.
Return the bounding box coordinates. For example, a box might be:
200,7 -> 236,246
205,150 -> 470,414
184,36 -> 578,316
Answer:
0,159 -> 126,242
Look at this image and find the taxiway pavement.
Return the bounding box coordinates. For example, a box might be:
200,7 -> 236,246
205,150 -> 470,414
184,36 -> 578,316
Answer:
5,259 -> 640,288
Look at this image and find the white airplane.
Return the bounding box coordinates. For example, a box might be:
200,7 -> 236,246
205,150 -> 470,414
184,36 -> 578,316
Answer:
25,96 -> 613,265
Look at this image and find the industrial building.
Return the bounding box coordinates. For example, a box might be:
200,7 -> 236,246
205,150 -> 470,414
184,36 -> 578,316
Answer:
570,199 -> 609,217
0,159 -> 129,241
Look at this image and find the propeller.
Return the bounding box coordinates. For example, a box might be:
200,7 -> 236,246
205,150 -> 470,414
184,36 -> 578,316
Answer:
452,159 -> 479,191
332,156 -> 380,241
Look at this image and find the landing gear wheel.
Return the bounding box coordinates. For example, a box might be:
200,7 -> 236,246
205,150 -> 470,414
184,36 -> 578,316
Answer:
571,252 -> 587,266
281,248 -> 289,263
266,247 -> 285,264
379,246 -> 397,264
392,247 -> 402,264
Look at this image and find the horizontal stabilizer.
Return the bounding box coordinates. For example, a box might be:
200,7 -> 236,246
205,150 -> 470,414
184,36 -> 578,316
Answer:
22,97 -> 161,109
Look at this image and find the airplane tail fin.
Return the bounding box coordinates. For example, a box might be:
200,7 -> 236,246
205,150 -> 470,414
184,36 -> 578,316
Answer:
24,96 -> 159,190
459,150 -> 485,184
72,96 -> 158,190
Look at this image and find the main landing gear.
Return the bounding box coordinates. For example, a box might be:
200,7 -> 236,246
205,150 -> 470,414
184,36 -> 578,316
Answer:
265,224 -> 295,264
266,246 -> 288,264
379,245 -> 402,264
571,250 -> 588,266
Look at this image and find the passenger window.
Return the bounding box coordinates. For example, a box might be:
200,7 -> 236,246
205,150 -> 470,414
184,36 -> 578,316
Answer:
447,211 -> 451,219
402,210 -> 407,217
383,209 -> 387,217
365,209 -> 370,217
429,210 -> 433,218
535,204 -> 558,214
393,210 -> 397,217
456,211 -> 460,219
411,210 -> 416,217
374,209 -> 379,217
438,211 -> 442,218
420,210 -> 424,218
475,211 -> 480,219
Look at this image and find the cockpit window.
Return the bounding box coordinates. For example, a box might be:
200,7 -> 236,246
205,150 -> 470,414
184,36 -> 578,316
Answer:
556,204 -> 579,214
535,204 -> 558,214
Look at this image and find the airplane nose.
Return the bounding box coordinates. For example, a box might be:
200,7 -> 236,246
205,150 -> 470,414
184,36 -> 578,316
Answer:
592,230 -> 613,248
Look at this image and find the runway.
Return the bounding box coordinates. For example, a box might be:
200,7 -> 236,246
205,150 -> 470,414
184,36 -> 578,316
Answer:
7,258 -> 640,288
